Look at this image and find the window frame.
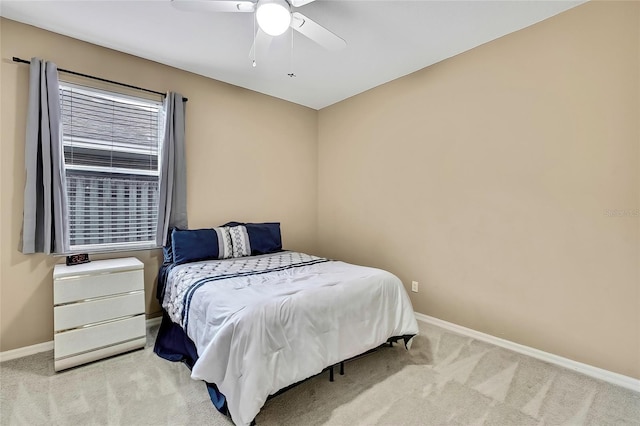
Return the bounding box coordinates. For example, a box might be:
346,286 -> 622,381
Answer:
59,81 -> 165,254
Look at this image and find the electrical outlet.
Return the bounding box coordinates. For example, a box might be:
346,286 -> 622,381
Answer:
411,281 -> 419,293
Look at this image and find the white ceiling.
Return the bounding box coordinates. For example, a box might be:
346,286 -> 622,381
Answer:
1,0 -> 584,110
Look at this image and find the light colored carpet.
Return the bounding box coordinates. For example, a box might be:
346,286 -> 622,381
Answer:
1,321 -> 639,425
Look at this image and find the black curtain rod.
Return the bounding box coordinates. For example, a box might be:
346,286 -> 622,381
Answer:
12,57 -> 188,102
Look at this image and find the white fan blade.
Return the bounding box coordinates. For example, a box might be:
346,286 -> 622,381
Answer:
291,12 -> 346,51
249,28 -> 274,63
171,0 -> 255,13
290,0 -> 318,7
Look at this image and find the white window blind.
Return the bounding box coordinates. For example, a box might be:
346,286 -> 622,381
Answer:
60,82 -> 164,252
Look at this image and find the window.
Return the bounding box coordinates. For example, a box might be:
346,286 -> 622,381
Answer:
60,82 -> 164,252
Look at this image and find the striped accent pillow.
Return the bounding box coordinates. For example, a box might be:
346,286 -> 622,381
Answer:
228,225 -> 251,258
214,227 -> 233,259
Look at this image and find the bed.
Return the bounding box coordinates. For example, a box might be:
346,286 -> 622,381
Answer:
154,223 -> 419,426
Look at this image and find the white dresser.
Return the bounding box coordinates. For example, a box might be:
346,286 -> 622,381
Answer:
53,257 -> 146,371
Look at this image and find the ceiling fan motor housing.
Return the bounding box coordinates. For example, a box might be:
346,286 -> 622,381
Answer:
256,0 -> 292,36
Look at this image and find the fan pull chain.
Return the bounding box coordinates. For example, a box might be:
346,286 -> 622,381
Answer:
288,26 -> 296,78
252,13 -> 257,67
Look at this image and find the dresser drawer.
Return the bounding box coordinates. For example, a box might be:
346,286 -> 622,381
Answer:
54,315 -> 146,359
54,291 -> 145,332
54,269 -> 144,305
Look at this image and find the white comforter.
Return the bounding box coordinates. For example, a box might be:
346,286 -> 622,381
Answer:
163,251 -> 418,425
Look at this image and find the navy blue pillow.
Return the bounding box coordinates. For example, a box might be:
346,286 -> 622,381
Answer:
247,223 -> 282,255
162,227 -> 181,264
223,222 -> 282,255
171,228 -> 219,265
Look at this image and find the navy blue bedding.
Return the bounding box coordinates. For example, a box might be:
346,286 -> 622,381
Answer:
156,262 -> 175,301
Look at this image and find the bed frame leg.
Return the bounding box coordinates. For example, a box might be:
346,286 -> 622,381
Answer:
340,362 -> 344,375
329,366 -> 334,382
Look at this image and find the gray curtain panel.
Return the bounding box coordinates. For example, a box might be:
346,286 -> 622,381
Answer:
21,58 -> 69,255
157,92 -> 188,246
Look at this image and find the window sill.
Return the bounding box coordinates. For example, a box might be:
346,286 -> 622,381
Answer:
65,241 -> 161,256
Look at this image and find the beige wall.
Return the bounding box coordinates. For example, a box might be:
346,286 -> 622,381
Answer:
0,18 -> 318,352
318,1 -> 640,379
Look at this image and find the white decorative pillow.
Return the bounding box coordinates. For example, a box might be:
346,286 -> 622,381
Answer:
228,225 -> 251,258
214,227 -> 233,259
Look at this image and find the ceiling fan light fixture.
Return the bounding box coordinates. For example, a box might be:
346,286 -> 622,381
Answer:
256,0 -> 291,36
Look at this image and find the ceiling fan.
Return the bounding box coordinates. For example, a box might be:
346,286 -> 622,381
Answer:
171,0 -> 347,59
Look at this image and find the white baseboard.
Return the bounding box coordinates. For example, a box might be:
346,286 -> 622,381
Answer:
4,312 -> 637,393
414,312 -> 640,393
0,341 -> 54,363
146,316 -> 162,328
0,316 -> 163,363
